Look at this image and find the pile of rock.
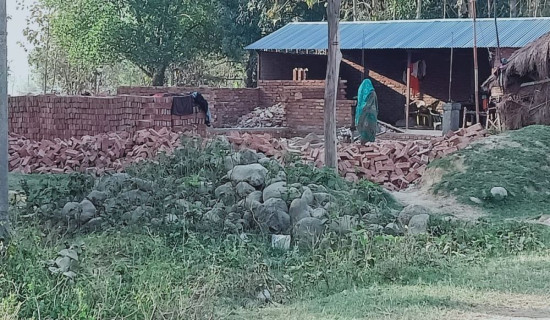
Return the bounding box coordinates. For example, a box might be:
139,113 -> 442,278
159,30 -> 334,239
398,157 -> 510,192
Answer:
235,103 -> 286,128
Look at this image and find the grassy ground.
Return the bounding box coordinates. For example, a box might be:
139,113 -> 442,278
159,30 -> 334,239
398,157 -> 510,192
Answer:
4,129 -> 550,320
1,213 -> 549,319
429,125 -> 550,219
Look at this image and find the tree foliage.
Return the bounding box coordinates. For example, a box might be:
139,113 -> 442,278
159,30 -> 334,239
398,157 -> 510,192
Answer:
19,0 -> 550,91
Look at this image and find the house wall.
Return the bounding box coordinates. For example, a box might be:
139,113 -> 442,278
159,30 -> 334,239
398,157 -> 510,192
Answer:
259,51 -> 328,80
258,49 -> 492,125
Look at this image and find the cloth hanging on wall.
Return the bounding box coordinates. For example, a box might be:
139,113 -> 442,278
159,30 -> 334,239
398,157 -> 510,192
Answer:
171,95 -> 195,116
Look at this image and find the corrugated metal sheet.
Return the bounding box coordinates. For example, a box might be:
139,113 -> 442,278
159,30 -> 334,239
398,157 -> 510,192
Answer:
246,18 -> 550,50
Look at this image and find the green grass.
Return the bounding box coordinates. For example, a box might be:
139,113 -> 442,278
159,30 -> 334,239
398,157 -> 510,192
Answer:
234,253 -> 550,320
1,217 -> 549,319
429,125 -> 550,218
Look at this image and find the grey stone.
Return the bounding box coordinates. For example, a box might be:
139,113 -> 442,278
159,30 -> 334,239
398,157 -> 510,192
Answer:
224,154 -> 241,171
329,215 -> 358,234
96,173 -> 131,193
470,197 -> 483,204
78,199 -> 96,223
256,289 -> 271,303
383,222 -> 402,236
289,198 -> 312,225
83,217 -> 103,232
308,184 -> 328,193
301,187 -> 314,206
236,182 -> 256,198
176,199 -> 193,212
61,202 -> 81,219
238,149 -> 260,165
228,164 -> 268,187
151,218 -> 162,226
258,157 -> 271,165
398,204 -> 431,226
267,171 -> 287,185
282,187 -> 302,203
313,193 -> 333,206
263,182 -> 287,202
293,217 -> 325,248
118,189 -> 151,205
204,208 -> 224,224
367,224 -> 384,233
311,207 -> 328,219
227,212 -> 241,222
491,187 -> 508,201
86,190 -> 108,205
214,182 -> 237,205
271,235 -> 291,250
55,256 -> 72,272
324,202 -> 338,212
129,206 -> 149,224
256,198 -> 290,233
244,191 -> 263,211
408,214 -> 430,235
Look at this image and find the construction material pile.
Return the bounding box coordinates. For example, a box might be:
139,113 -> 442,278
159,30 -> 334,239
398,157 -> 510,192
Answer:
8,128 -> 182,175
228,124 -> 488,190
235,103 -> 286,128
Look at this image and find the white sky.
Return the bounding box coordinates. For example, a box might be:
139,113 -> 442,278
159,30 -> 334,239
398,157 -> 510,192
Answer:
8,0 -> 35,95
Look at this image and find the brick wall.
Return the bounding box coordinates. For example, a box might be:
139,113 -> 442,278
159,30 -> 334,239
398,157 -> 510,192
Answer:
258,80 -> 347,107
259,51 -> 328,80
117,86 -> 261,126
9,95 -> 206,140
285,99 -> 354,135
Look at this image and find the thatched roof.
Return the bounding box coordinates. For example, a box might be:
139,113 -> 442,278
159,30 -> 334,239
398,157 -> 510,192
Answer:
502,31 -> 550,89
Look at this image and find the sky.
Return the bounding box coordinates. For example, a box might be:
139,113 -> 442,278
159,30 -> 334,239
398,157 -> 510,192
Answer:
8,0 -> 35,95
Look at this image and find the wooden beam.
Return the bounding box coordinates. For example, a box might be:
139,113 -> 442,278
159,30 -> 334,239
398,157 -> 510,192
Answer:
324,0 -> 342,169
406,51 -> 412,130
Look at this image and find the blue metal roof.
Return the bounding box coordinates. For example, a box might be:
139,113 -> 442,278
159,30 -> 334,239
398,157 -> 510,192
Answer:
246,18 -> 550,50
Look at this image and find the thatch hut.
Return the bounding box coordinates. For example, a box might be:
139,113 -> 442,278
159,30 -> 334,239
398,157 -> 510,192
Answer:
484,31 -> 550,130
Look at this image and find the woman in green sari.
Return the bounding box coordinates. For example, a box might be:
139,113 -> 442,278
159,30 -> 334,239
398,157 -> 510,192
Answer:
355,79 -> 379,144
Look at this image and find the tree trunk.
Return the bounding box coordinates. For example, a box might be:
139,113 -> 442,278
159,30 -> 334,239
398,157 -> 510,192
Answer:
416,0 -> 422,19
324,0 -> 342,169
510,0 -> 518,16
152,66 -> 167,86
245,52 -> 257,88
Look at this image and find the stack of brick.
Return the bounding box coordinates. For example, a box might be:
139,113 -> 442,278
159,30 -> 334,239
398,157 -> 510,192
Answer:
8,128 -> 185,175
8,95 -> 206,141
226,124 -> 487,190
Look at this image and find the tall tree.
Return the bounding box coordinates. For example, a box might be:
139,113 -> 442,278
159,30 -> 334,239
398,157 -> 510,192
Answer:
510,0 -> 518,16
43,0 -> 218,86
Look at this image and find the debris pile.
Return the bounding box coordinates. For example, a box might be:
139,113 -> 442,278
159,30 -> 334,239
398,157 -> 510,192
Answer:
8,128 -> 183,174
228,124 -> 488,190
235,103 -> 286,128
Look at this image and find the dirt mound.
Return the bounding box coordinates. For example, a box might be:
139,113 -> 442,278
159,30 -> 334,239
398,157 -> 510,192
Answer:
423,125 -> 550,218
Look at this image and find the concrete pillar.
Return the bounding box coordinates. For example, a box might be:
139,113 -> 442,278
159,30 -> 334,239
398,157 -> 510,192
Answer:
443,102 -> 461,134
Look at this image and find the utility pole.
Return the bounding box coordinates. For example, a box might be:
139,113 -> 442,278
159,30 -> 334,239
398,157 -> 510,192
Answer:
324,0 -> 342,169
472,0 -> 480,124
0,0 -> 10,243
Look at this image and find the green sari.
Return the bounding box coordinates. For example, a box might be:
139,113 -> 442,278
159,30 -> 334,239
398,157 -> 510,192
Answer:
355,79 -> 378,143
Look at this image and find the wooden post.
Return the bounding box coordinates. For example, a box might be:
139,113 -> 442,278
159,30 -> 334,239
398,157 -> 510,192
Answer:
472,0 -> 480,123
324,0 -> 342,169
405,51 -> 411,130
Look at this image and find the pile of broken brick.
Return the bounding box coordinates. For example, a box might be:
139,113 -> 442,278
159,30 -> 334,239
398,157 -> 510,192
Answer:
227,123 -> 487,191
8,123 -> 487,190
8,128 -> 182,175
234,103 -> 286,128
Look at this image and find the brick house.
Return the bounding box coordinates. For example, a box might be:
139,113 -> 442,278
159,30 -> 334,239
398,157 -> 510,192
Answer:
247,18 -> 550,126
